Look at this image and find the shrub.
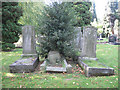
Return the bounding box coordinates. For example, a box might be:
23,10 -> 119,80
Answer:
37,2 -> 77,59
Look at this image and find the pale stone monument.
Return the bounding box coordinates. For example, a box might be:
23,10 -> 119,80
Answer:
22,26 -> 37,56
81,26 -> 97,58
9,25 -> 39,73
74,27 -> 82,51
47,51 -> 61,65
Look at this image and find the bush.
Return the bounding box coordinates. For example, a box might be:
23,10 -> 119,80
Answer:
2,43 -> 15,51
37,2 -> 77,59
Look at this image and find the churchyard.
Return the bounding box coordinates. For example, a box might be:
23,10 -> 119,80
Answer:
1,1 -> 119,89
2,44 -> 118,88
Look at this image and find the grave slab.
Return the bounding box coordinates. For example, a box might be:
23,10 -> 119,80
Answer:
9,26 -> 39,73
9,56 -> 39,73
41,59 -> 72,73
78,57 -> 114,77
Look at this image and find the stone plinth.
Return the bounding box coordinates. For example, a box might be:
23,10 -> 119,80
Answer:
9,26 -> 39,73
78,58 -> 114,77
9,56 -> 39,73
40,59 -> 72,73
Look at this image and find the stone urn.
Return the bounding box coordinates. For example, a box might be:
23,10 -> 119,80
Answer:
47,51 -> 61,65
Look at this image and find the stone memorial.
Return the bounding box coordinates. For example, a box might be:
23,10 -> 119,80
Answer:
22,26 -> 37,56
40,51 -> 72,73
109,35 -> 120,45
78,58 -> 114,77
109,35 -> 117,43
47,51 -> 61,65
9,26 -> 39,73
81,26 -> 97,59
74,27 -> 82,51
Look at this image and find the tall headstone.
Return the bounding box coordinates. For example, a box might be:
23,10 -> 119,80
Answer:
81,26 -> 97,58
9,25 -> 39,73
22,25 -> 37,56
74,27 -> 82,51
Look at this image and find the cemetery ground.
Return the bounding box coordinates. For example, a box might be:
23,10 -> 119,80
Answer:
2,44 -> 118,88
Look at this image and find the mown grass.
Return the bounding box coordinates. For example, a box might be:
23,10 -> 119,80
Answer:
1,44 -> 118,88
82,60 -> 107,68
97,38 -> 108,42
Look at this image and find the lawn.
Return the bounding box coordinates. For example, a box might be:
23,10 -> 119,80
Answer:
1,44 -> 118,88
97,38 -> 108,42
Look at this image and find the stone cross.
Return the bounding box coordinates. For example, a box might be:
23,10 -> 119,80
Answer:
81,26 -> 97,58
22,25 -> 37,56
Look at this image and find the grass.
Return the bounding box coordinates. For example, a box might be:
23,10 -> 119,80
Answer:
97,38 -> 108,42
82,60 -> 107,68
1,44 -> 118,88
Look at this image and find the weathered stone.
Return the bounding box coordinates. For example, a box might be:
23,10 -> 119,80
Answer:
48,51 -> 61,65
81,26 -> 97,58
87,67 -> 114,77
40,61 -> 46,71
46,67 -> 67,72
44,59 -> 72,73
9,57 -> 39,73
109,35 -> 117,43
78,59 -> 114,77
9,26 -> 39,73
74,27 -> 82,51
22,26 -> 37,56
67,64 -> 72,73
79,57 -> 98,61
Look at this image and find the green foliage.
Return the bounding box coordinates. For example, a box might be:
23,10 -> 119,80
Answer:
18,2 -> 44,31
37,2 -> 77,58
72,2 -> 92,27
2,43 -> 15,51
2,2 -> 23,51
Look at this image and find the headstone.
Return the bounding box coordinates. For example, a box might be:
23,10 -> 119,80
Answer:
9,25 -> 39,73
22,26 -> 37,56
42,51 -> 72,73
81,26 -> 97,58
109,35 -> 117,43
47,51 -> 61,65
74,27 -> 82,51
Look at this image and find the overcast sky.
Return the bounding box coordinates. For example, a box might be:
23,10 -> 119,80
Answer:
94,0 -> 109,21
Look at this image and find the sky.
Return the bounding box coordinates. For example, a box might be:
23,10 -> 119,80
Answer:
94,0 -> 108,21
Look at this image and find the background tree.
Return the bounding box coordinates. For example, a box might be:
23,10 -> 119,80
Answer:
108,1 -> 119,34
18,2 -> 44,31
37,2 -> 77,59
2,2 -> 23,51
72,2 -> 92,27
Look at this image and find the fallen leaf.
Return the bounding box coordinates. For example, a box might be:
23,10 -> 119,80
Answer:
73,82 -> 75,84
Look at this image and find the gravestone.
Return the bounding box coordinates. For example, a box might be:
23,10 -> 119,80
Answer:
81,26 -> 97,58
22,26 -> 37,56
74,27 -> 82,51
40,51 -> 72,73
9,25 -> 39,73
47,51 -> 61,65
109,35 -> 117,43
109,35 -> 120,45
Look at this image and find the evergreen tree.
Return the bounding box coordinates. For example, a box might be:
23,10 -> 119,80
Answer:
72,2 -> 92,27
38,2 -> 77,58
2,2 -> 23,51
